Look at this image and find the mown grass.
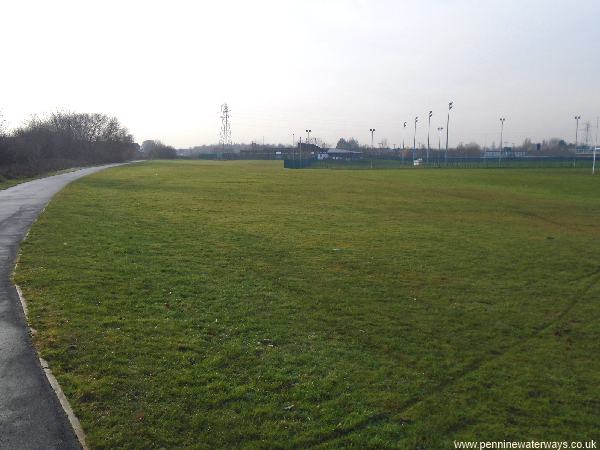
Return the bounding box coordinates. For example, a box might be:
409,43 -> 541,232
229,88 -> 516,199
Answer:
15,161 -> 600,449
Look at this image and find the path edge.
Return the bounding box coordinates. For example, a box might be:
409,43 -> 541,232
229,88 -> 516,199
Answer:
14,270 -> 89,450
5,161 -> 142,450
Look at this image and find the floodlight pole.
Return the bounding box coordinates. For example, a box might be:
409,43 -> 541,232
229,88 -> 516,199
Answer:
369,128 -> 375,169
437,127 -> 443,165
306,129 -> 311,145
594,117 -> 599,175
402,122 -> 407,151
499,118 -> 506,167
446,102 -> 453,165
427,111 -> 432,164
413,117 -> 418,163
573,115 -> 581,168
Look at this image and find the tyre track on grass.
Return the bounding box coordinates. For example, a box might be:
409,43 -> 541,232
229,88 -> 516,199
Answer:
293,268 -> 600,448
395,267 -> 600,418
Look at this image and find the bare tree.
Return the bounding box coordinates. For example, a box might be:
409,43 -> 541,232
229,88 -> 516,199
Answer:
0,111 -> 6,137
1,111 -> 138,179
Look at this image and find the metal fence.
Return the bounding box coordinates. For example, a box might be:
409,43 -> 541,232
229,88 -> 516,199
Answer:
284,156 -> 597,170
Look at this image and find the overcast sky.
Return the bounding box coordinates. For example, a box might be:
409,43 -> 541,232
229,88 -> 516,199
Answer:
1,0 -> 599,148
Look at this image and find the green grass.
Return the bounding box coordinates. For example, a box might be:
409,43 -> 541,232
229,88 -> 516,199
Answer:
15,161 -> 600,449
0,167 -> 81,190
0,174 -> 42,190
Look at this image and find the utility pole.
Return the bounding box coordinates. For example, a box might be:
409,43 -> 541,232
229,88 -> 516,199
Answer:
499,118 -> 506,167
427,111 -> 432,164
413,117 -> 418,163
446,102 -> 453,165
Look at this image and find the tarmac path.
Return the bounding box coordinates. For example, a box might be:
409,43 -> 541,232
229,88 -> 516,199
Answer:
0,164 -> 129,450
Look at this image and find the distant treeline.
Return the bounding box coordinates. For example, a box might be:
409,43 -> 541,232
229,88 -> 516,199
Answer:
178,136 -> 583,159
141,140 -> 178,159
0,111 -> 140,179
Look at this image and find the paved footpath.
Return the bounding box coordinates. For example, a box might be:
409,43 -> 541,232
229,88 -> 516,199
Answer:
0,164 -> 128,450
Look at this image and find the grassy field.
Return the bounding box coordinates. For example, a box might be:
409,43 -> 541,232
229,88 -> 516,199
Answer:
15,161 -> 600,449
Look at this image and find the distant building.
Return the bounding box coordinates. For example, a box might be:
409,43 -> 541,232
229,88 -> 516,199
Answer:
483,150 -> 501,158
298,142 -> 321,153
575,147 -> 599,156
483,147 -> 529,158
326,149 -> 363,159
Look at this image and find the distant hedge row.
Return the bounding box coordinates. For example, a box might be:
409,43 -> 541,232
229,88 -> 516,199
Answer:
0,112 -> 140,179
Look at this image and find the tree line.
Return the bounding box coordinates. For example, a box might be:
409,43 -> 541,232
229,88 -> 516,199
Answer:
0,111 -> 140,180
335,136 -> 581,157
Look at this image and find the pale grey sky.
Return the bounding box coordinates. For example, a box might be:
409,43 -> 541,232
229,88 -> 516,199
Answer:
1,0 -> 599,148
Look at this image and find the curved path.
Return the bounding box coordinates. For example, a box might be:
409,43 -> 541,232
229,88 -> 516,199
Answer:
0,164 -> 129,450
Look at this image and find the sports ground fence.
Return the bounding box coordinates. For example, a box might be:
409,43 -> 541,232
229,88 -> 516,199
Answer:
283,155 -> 598,170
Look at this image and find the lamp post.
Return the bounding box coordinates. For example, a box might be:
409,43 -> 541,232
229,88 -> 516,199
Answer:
413,117 -> 418,163
427,111 -> 432,164
445,101 -> 453,165
499,118 -> 506,166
